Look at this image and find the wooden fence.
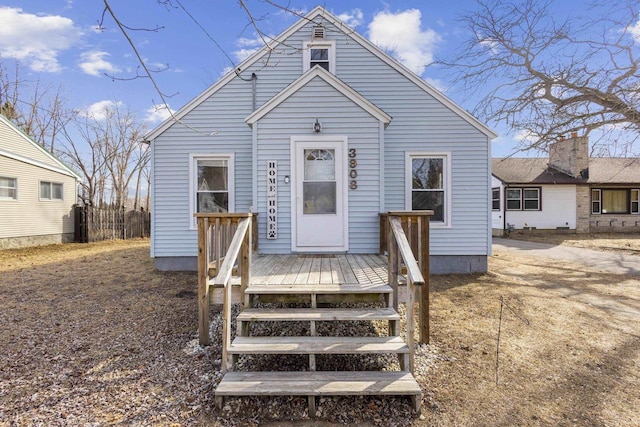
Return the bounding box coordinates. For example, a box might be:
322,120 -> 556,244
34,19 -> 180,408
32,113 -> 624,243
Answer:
74,205 -> 150,243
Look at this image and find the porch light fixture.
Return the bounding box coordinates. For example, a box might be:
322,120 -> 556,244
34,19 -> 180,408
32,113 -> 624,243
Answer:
313,118 -> 322,133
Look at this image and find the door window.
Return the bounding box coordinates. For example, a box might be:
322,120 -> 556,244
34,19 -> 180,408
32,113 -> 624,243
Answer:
303,149 -> 336,214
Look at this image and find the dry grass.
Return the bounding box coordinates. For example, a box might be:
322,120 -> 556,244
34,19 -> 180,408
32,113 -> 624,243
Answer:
1,238 -> 639,426
506,231 -> 640,254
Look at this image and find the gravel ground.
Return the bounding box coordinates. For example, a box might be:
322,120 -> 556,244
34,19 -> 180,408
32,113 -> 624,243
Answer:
0,240 -> 436,426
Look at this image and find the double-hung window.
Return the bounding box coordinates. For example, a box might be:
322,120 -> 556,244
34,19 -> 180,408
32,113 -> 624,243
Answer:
492,188 -> 500,211
406,153 -> 450,225
592,188 -> 640,214
40,181 -> 63,200
190,154 -> 234,228
506,187 -> 540,211
303,41 -> 336,74
0,177 -> 17,200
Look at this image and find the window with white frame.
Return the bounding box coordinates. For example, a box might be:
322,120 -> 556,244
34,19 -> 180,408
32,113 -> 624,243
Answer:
0,177 -> 17,200
190,154 -> 234,227
40,181 -> 63,200
591,188 -> 640,214
406,153 -> 449,224
492,188 -> 500,211
303,41 -> 336,74
506,187 -> 540,210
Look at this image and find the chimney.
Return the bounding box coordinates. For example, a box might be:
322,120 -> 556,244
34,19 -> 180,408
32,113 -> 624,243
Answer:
549,133 -> 589,178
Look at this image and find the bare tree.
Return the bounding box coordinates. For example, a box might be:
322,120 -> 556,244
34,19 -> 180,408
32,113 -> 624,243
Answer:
438,0 -> 640,154
98,104 -> 148,208
59,103 -> 149,208
0,62 -> 76,152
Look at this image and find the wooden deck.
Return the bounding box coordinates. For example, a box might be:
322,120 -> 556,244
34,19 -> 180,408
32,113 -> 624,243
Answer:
248,253 -> 389,285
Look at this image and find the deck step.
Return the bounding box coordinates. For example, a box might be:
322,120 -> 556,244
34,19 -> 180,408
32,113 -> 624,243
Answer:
228,336 -> 409,355
244,283 -> 392,295
237,307 -> 400,322
215,371 -> 422,412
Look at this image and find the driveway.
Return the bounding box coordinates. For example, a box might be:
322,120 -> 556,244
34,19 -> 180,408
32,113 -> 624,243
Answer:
492,237 -> 640,276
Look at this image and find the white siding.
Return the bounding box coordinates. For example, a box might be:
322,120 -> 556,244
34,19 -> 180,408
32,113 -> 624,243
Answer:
505,185 -> 577,230
0,155 -> 76,239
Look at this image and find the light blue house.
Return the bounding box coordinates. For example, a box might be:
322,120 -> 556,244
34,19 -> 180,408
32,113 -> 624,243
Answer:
145,6 -> 496,274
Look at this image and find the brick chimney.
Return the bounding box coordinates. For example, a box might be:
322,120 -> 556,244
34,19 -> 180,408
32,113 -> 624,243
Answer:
549,132 -> 589,178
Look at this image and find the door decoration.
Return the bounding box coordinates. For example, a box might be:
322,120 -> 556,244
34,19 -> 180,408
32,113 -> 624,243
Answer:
267,160 -> 277,239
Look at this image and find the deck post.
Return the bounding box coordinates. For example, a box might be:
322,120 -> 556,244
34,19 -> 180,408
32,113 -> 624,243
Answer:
197,216 -> 210,346
241,214 -> 252,307
419,215 -> 430,344
387,219 -> 399,312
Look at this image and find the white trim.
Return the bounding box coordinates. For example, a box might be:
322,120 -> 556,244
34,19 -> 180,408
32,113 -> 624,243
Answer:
302,40 -> 336,74
379,120 -> 385,213
188,153 -> 235,230
405,152 -> 452,228
252,122 -> 258,212
0,115 -> 81,180
246,66 -> 392,126
150,142 -> 156,257
145,6 -> 494,141
290,135 -> 349,252
0,149 -> 79,180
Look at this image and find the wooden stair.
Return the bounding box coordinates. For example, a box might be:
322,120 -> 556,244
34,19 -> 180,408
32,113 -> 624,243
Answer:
214,283 -> 422,414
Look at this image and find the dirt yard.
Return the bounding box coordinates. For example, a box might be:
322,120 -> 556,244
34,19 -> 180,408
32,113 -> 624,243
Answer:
1,238 -> 639,426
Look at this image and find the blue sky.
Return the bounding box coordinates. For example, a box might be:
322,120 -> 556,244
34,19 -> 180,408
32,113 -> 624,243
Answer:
0,0 -> 607,156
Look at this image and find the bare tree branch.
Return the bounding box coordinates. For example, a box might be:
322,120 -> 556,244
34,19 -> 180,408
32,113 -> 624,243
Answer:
437,0 -> 640,154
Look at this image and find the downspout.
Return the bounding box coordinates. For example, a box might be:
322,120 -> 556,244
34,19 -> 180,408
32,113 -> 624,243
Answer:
251,72 -> 257,111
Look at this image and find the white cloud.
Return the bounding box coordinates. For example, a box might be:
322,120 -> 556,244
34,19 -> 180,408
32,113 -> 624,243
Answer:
423,77 -> 447,93
233,37 -> 266,63
79,51 -> 121,77
368,9 -> 441,76
0,7 -> 82,72
628,15 -> 640,43
81,100 -> 123,121
145,104 -> 174,123
337,9 -> 364,28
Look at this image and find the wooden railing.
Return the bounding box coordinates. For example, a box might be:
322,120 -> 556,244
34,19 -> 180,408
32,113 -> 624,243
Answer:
196,213 -> 253,349
381,211 -> 433,356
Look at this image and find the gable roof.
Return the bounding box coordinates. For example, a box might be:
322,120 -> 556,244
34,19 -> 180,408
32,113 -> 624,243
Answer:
0,114 -> 81,180
245,66 -> 392,126
492,157 -> 640,185
145,6 -> 496,141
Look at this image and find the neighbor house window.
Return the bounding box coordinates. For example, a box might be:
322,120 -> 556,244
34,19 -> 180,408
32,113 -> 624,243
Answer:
0,177 -> 17,200
40,181 -> 63,200
492,188 -> 500,211
592,188 -> 640,214
303,41 -> 336,74
406,153 -> 450,225
190,154 -> 234,228
506,187 -> 540,211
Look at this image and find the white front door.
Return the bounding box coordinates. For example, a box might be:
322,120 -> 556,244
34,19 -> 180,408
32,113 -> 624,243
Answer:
291,137 -> 348,252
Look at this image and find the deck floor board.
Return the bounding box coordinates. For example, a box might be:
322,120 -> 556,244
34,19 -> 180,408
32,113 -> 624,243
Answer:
248,254 -> 388,286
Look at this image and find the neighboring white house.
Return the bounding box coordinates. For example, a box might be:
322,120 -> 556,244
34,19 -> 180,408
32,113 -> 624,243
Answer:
145,6 -> 497,274
0,114 -> 80,249
492,134 -> 640,235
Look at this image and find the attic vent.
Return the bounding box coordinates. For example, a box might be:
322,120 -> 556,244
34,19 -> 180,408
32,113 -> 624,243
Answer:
313,26 -> 325,39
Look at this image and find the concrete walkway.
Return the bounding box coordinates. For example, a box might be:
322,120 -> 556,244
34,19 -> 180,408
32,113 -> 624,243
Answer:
492,237 -> 640,276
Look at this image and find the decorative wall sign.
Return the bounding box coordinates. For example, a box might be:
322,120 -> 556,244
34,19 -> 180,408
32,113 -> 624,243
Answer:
348,148 -> 358,189
267,161 -> 277,239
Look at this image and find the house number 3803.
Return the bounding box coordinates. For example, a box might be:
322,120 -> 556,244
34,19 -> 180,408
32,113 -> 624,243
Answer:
348,148 -> 358,189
